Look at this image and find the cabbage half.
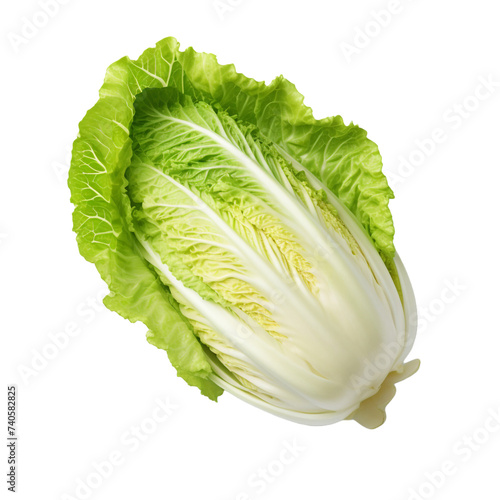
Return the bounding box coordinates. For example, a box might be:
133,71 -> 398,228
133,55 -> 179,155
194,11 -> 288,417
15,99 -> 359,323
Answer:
69,37 -> 419,428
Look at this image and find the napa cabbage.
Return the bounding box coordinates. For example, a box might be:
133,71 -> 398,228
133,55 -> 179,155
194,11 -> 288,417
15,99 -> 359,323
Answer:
69,37 -> 418,427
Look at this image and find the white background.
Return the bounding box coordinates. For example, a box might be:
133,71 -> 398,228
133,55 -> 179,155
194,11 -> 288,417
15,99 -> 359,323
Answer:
2,1 -> 500,499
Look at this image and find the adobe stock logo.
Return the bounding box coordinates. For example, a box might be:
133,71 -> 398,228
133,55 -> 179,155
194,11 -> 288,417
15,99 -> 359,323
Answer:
339,0 -> 418,64
227,439 -> 306,500
412,278 -> 467,336
8,0 -> 72,54
407,405 -> 500,500
51,143 -> 73,185
60,397 -> 178,500
213,0 -> 245,21
387,75 -> 499,188
17,289 -> 108,385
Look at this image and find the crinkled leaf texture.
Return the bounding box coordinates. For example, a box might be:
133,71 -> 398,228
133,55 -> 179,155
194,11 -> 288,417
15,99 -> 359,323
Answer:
69,37 -> 418,427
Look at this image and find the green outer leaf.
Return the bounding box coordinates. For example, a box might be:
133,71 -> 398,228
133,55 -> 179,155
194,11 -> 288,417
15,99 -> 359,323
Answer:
69,36 -> 395,401
69,47 -> 222,400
